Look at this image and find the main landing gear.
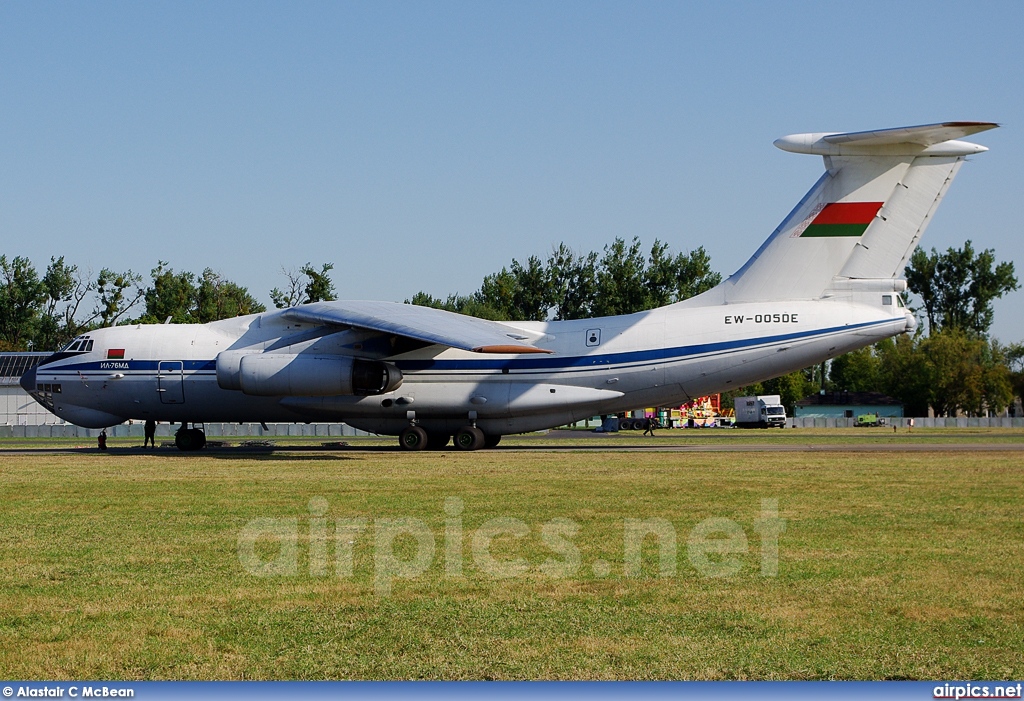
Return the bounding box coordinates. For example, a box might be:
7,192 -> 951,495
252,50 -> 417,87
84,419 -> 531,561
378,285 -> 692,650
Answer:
174,422 -> 206,452
398,414 -> 500,451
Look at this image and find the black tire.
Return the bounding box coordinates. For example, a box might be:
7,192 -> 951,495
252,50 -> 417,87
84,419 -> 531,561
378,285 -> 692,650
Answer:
426,432 -> 451,450
632,419 -> 646,431
454,426 -> 485,451
483,433 -> 501,449
175,428 -> 203,452
400,426 -> 428,451
619,419 -> 631,431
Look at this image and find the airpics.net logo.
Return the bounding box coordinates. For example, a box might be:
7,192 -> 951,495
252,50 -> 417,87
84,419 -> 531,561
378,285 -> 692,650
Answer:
237,497 -> 785,595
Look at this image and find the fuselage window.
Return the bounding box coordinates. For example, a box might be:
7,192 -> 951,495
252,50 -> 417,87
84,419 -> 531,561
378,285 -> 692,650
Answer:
882,295 -> 893,306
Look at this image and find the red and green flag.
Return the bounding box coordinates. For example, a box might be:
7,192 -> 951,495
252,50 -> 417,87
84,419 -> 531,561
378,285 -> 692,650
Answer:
800,202 -> 882,237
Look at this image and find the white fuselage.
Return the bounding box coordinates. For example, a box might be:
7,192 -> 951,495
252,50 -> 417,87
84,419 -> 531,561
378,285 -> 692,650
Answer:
29,297 -> 913,435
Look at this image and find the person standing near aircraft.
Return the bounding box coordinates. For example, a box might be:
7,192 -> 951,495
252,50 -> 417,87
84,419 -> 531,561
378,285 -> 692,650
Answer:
144,419 -> 157,448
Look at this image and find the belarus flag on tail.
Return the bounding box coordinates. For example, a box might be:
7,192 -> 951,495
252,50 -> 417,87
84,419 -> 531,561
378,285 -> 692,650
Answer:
800,202 -> 882,237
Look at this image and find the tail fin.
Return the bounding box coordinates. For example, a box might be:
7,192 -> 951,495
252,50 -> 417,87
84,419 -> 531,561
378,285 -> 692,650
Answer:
706,122 -> 997,303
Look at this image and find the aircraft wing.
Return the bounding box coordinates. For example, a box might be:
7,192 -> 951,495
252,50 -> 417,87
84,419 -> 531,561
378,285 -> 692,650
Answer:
282,300 -> 553,354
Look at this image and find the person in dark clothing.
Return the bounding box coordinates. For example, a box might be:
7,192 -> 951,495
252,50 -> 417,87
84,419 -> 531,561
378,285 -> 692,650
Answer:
144,419 -> 157,448
643,416 -> 659,436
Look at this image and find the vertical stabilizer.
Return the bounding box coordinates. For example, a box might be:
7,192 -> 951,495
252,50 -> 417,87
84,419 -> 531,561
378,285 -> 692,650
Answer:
702,122 -> 997,304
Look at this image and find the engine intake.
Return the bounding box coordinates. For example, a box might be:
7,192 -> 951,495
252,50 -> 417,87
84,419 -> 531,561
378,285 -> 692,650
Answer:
217,352 -> 402,396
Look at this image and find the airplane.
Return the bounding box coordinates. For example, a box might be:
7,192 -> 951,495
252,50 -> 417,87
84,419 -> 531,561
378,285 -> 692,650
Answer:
21,121 -> 998,451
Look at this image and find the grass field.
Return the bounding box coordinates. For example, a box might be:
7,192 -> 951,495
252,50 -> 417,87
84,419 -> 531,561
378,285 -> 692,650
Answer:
1,437 -> 1022,679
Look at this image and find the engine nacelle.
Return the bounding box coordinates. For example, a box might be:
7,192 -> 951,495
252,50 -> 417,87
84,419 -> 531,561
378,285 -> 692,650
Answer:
217,352 -> 402,396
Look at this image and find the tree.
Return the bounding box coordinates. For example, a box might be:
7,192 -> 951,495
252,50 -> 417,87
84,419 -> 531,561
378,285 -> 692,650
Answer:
37,257 -> 95,350
0,255 -> 45,349
905,241 -> 1018,336
95,268 -> 145,327
593,237 -> 649,316
301,263 -> 337,304
270,268 -> 305,309
829,347 -> 881,393
194,268 -> 266,322
141,262 -> 196,324
875,330 -> 1014,417
923,330 -> 1012,417
741,369 -> 818,415
270,263 -> 337,308
546,243 -> 599,321
1004,341 -> 1024,415
875,334 -> 932,417
413,237 -> 722,322
139,262 -> 265,324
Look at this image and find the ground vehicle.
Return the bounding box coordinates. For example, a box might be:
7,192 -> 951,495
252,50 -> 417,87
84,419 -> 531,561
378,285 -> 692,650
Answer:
734,395 -> 787,428
855,413 -> 888,427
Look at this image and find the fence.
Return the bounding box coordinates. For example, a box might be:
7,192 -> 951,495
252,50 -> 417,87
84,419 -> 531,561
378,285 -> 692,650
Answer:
0,423 -> 376,439
787,416 -> 1024,429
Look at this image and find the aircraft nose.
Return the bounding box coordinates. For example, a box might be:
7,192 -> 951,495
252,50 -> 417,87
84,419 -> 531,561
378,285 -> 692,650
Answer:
20,365 -> 36,393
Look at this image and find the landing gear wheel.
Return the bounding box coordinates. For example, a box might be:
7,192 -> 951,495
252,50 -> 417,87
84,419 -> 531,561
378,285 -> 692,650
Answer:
175,427 -> 206,452
426,432 -> 451,450
400,426 -> 428,451
483,433 -> 501,449
454,426 -> 485,451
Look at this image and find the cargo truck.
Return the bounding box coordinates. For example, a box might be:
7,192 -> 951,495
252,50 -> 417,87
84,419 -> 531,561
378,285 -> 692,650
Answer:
734,395 -> 787,428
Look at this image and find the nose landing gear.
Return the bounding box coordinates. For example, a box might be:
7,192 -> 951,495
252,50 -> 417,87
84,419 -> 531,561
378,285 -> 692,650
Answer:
174,422 -> 206,451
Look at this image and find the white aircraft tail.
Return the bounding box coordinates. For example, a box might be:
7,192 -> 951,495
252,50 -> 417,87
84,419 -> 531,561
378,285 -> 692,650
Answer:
696,122 -> 997,304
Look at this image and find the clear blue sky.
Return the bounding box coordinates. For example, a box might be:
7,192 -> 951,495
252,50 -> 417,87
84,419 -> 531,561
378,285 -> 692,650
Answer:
2,1 -> 1021,341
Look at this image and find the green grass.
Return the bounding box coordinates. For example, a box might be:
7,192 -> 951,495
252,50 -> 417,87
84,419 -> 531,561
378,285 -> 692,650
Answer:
1,445 -> 1022,679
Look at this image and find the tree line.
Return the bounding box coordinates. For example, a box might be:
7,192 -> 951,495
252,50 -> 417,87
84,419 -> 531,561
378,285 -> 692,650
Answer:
1,238 -> 1020,417
407,238 -> 722,321
0,257 -> 337,352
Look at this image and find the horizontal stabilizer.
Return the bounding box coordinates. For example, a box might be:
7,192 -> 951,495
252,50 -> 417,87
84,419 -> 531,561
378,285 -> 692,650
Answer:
775,121 -> 997,156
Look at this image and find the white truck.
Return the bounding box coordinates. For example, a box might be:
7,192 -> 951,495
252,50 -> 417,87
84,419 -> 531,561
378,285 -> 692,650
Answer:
734,395 -> 787,428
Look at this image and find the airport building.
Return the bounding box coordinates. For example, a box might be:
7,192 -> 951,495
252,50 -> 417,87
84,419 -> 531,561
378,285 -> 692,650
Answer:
794,391 -> 904,420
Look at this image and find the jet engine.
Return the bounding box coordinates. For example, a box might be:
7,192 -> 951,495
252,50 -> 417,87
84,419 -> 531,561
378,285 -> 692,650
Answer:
216,351 -> 402,396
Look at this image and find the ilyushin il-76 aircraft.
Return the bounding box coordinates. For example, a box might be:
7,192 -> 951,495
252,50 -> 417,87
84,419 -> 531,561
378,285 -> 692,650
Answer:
23,121 -> 997,450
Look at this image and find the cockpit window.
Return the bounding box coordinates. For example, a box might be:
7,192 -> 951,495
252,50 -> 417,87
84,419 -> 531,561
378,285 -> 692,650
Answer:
882,295 -> 893,306
62,337 -> 93,353
897,295 -> 905,308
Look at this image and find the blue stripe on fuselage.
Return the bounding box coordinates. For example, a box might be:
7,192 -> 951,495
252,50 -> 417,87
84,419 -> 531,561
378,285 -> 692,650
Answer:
38,318 -> 891,375
393,317 -> 890,371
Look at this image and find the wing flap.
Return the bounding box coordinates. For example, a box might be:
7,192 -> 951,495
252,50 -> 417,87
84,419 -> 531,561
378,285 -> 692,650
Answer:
283,301 -> 553,354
